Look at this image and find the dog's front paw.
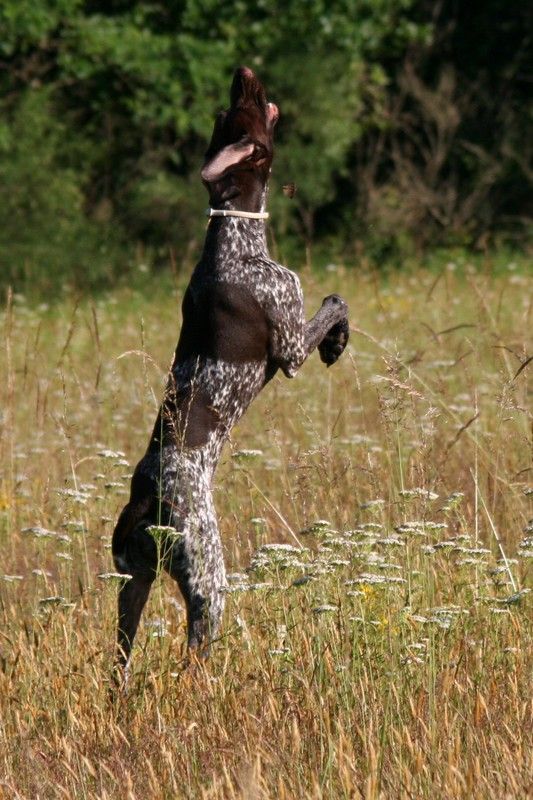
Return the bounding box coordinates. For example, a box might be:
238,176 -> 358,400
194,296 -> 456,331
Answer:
318,317 -> 349,366
322,294 -> 348,315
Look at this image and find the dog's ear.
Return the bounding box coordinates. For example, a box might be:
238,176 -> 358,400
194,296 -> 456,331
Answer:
201,139 -> 255,183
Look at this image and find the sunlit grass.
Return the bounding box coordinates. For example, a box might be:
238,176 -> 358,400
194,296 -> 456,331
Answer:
0,262 -> 531,798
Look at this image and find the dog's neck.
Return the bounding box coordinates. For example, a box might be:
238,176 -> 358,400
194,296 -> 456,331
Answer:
203,215 -> 268,261
203,186 -> 269,260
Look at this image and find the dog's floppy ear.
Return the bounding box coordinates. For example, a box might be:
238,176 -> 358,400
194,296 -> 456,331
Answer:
201,139 -> 255,183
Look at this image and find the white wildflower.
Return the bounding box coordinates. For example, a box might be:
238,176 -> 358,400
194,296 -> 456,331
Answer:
147,525 -> 185,543
398,489 -> 439,501
313,604 -> 338,614
21,526 -> 57,539
232,449 -> 263,460
360,499 -> 385,510
39,596 -> 67,607
61,520 -> 87,532
376,537 -> 405,547
97,449 -> 125,459
97,572 -> 133,583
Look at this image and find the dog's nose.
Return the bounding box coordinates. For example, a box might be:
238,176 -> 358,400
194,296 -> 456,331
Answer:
237,66 -> 255,81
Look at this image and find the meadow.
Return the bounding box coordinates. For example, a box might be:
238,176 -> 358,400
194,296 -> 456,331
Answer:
0,260 -> 531,799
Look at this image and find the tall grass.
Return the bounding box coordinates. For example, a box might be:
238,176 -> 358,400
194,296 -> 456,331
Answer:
0,263 -> 531,799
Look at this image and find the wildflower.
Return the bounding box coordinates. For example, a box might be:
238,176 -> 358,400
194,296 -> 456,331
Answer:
56,552 -> 73,561
494,589 -> 530,606
21,526 -> 57,539
147,525 -> 185,544
430,607 -> 469,617
221,584 -> 249,593
104,481 -> 125,489
250,517 -> 267,527
227,572 -> 248,583
313,604 -> 338,614
146,618 -> 168,638
97,449 -> 125,459
2,575 -> 23,582
258,543 -> 305,555
97,572 -> 133,584
366,553 -> 386,564
360,499 -> 385,510
61,520 -> 87,532
394,522 -> 427,536
300,519 -> 332,534
39,596 -> 67,606
346,573 -> 406,586
376,537 -> 405,547
401,655 -> 425,666
32,569 -> 52,578
356,523 -> 384,531
292,575 -> 315,587
324,558 -> 350,567
232,449 -> 263,460
55,488 -> 90,504
398,489 -> 439,501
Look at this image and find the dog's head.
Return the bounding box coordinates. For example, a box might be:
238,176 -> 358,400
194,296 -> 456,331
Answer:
201,67 -> 279,211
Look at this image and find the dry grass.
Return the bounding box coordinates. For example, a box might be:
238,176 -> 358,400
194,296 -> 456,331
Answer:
0,262 -> 532,799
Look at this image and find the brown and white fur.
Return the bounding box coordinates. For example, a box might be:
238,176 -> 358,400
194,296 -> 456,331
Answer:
111,67 -> 349,679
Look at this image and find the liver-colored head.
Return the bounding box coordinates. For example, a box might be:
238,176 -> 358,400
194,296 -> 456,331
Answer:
201,67 -> 279,212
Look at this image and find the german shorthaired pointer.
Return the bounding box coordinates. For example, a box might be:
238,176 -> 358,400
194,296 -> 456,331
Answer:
111,66 -> 349,678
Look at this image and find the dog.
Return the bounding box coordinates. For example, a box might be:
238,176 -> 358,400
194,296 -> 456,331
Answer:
111,66 -> 349,679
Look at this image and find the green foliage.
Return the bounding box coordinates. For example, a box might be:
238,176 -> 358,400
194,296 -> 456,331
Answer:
0,88 -> 120,295
0,0 -> 529,297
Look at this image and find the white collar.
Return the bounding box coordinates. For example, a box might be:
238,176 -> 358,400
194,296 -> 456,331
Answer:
206,208 -> 269,220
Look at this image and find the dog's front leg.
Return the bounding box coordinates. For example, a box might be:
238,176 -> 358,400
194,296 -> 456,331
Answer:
305,294 -> 349,366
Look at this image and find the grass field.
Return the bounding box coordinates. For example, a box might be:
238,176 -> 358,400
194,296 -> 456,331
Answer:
0,261 -> 532,799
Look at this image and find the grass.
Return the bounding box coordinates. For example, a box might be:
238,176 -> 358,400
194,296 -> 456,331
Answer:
0,261 -> 531,799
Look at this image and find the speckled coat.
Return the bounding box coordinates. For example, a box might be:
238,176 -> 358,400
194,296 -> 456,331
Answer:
111,67 -> 349,677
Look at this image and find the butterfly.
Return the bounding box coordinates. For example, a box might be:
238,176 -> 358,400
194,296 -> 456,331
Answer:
282,183 -> 297,199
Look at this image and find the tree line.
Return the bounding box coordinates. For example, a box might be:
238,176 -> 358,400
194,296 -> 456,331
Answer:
0,0 -> 530,295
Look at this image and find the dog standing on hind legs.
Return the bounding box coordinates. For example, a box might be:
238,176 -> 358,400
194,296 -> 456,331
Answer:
111,66 -> 349,683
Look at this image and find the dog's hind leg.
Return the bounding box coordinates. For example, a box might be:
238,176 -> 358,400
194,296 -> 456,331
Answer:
165,501 -> 226,655
112,521 -> 158,682
114,572 -> 154,679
